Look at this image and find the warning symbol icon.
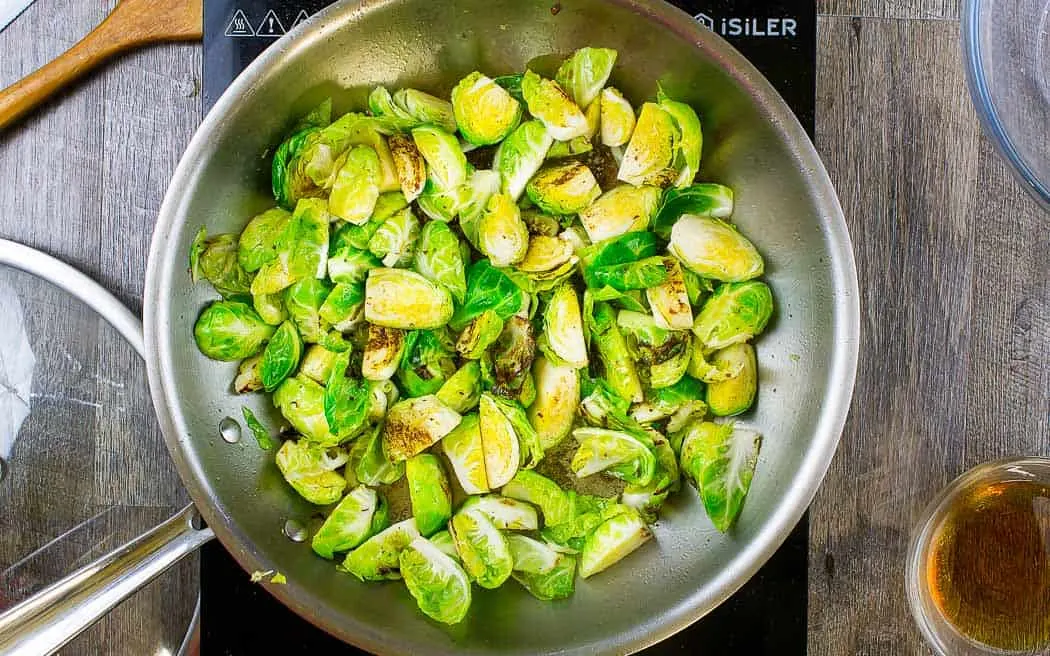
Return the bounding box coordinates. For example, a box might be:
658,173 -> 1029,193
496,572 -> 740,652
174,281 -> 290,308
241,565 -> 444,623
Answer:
224,9 -> 255,37
291,10 -> 311,29
256,10 -> 286,38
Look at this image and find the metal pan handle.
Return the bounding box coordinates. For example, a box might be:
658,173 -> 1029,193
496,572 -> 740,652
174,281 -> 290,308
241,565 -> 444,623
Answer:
0,504 -> 214,655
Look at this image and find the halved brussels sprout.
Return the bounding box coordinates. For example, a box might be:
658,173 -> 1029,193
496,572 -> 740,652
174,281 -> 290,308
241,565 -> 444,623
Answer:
651,183 -> 734,239
452,71 -> 523,146
194,301 -> 275,361
271,127 -> 322,209
571,427 -> 657,486
275,438 -> 347,505
622,434 -> 680,521
692,281 -> 774,350
617,309 -> 692,389
617,102 -> 678,187
493,120 -> 554,200
299,344 -> 339,385
318,282 -> 364,332
413,220 -> 467,304
364,268 -> 454,330
260,320 -> 302,391
525,161 -> 601,215
368,207 -> 419,268
388,134 -> 427,202
395,89 -> 458,133
687,343 -> 744,383
517,235 -> 574,273
599,87 -> 635,147
449,260 -> 526,331
500,470 -> 574,527
361,324 -> 406,381
324,351 -> 371,439
284,277 -> 332,343
251,198 -> 330,296
328,246 -> 381,286
449,508 -> 513,589
457,169 -> 501,246
382,395 -> 462,462
191,231 -> 253,298
589,301 -> 643,402
406,454 -> 453,537
527,355 -> 580,451
668,215 -> 764,282
273,375 -> 341,446
234,354 -> 264,393
490,318 -> 535,402
647,259 -> 693,331
411,125 -> 468,190
342,518 -> 421,581
398,330 -> 456,397
437,361 -> 483,414
460,495 -> 539,530
312,486 -> 381,559
546,136 -> 593,159
578,378 -> 632,429
478,393 -> 521,489
706,343 -> 757,417
441,414 -> 489,495
455,310 -> 504,359
399,536 -> 473,624
253,292 -> 287,326
657,87 -> 703,188
578,185 -> 662,243
578,507 -> 652,578
679,421 -> 762,532
521,70 -> 590,141
501,255 -> 579,294
649,339 -> 691,389
329,145 -> 381,225
555,46 -> 617,109
350,422 -> 405,486
511,547 -> 577,601
543,284 -> 588,368
478,192 -> 530,267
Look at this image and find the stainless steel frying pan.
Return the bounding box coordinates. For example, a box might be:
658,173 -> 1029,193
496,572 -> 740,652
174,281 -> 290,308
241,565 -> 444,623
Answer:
0,0 -> 860,653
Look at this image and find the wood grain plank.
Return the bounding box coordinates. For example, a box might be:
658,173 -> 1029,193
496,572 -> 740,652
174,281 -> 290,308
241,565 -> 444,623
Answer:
817,0 -> 958,20
809,15 -> 981,654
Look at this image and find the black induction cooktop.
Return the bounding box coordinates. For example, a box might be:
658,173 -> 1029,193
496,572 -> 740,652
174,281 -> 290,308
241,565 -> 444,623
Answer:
198,2 -> 816,653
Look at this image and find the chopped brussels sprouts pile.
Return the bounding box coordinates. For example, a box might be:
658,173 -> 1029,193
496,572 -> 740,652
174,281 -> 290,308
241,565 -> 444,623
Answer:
190,46 -> 776,625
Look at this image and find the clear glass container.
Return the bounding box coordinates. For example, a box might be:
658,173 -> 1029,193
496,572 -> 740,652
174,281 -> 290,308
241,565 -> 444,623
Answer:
906,457 -> 1050,655
963,0 -> 1050,210
0,257 -> 197,655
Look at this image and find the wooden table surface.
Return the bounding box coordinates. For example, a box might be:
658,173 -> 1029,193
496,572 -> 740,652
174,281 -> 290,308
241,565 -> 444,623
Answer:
1,1 -> 1047,654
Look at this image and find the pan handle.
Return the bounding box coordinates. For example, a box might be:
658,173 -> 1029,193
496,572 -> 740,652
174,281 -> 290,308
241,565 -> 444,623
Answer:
0,504 -> 214,655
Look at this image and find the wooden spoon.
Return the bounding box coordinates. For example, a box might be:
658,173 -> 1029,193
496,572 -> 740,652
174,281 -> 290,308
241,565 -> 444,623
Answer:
0,0 -> 203,131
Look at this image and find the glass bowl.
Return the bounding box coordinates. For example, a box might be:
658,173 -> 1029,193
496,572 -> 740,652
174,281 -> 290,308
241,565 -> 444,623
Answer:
905,457 -> 1050,655
963,0 -> 1050,209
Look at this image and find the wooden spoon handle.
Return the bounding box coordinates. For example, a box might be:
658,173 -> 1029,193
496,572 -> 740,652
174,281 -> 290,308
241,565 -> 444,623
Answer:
0,0 -> 203,131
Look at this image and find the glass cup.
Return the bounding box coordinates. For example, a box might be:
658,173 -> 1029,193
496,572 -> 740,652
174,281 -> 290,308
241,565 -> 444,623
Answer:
906,457 -> 1050,655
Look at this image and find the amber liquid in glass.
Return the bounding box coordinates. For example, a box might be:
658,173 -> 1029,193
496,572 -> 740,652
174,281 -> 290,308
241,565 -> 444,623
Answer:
927,480 -> 1050,651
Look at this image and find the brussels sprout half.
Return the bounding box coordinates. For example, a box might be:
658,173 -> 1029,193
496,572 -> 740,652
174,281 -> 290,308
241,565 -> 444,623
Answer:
460,494 -> 539,530
571,426 -> 657,486
273,375 -> 342,446
692,281 -> 774,351
275,438 -> 347,505
329,145 -> 381,225
679,421 -> 762,532
412,125 -> 469,191
452,71 -> 523,146
365,268 -> 454,330
342,518 -> 421,581
668,215 -> 764,282
617,102 -> 679,187
324,350 -> 371,440
441,413 -> 489,495
312,486 -> 381,559
382,395 -> 462,462
542,284 -> 588,368
478,192 -> 530,267
599,87 -> 636,148
413,220 -> 467,304
525,161 -> 601,215
399,536 -> 473,624
368,207 -> 420,268
455,310 -> 505,359
260,320 -> 302,391
706,343 -> 758,417
579,185 -> 662,244
555,47 -> 617,110
194,301 -> 275,361
388,134 -> 427,202
436,361 -> 483,414
500,470 -> 574,527
528,355 -> 580,451
449,508 -> 513,589
521,70 -> 590,141
578,507 -> 652,578
493,120 -> 554,200
406,454 -> 453,537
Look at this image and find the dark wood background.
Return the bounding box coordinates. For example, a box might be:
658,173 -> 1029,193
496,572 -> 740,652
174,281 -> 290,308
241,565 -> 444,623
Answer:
1,1 -> 1047,653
